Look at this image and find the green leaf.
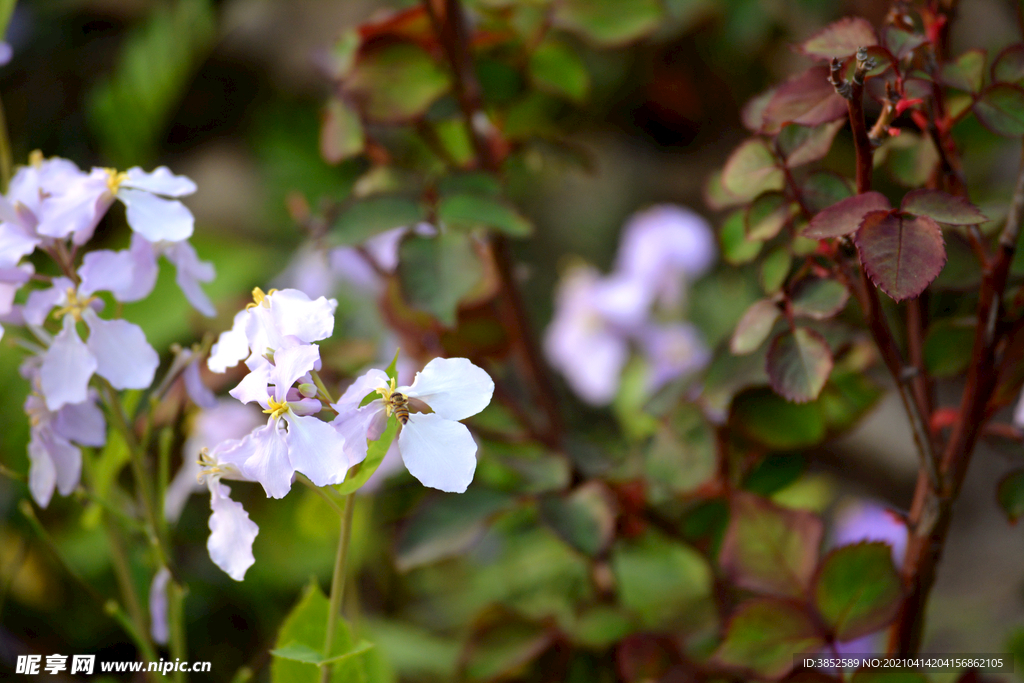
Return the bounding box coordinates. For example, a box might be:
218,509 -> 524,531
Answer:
553,0 -> 664,47
818,371 -> 884,434
790,278 -> 849,320
721,139 -> 784,202
767,328 -> 833,403
345,42 -> 451,122
538,482 -> 616,557
855,211 -> 947,302
384,348 -> 401,382
612,530 -> 712,626
81,428 -> 131,529
777,121 -> 845,168
801,171 -> 854,213
900,189 -> 987,225
940,49 -> 986,93
973,83 -> 1024,137
798,17 -> 878,60
923,319 -> 974,378
320,98 -> 365,163
270,581 -> 371,683
395,488 -> 512,571
332,196 -> 424,245
437,172 -> 502,197
744,453 -> 806,497
997,469 -> 1024,523
721,210 -> 764,265
729,386 -> 826,449
760,248 -> 792,294
334,417 -> 399,495
802,192 -> 892,239
464,618 -> 553,681
815,542 -> 902,641
746,192 -> 794,241
880,132 -> 940,188
364,619 -> 459,679
731,299 -> 781,355
437,193 -> 533,237
529,39 -> 590,102
992,43 -> 1024,85
719,492 -> 824,598
712,598 -> 824,679
397,232 -> 484,326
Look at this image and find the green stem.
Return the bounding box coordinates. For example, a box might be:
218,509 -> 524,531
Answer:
310,370 -> 336,404
320,493 -> 355,683
0,93 -> 12,192
298,474 -> 347,516
169,579 -> 189,683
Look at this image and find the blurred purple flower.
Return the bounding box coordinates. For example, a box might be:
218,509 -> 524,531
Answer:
149,567 -> 171,645
831,499 -> 908,566
636,322 -> 711,393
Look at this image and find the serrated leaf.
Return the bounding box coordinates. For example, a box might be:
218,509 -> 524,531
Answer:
731,299 -> 781,355
746,192 -> 794,241
923,319 -> 974,378
395,488 -> 512,571
721,138 -> 784,200
397,232 -> 483,326
790,278 -> 849,320
346,42 -> 450,122
940,49 -> 986,93
973,83 -> 1024,136
721,210 -> 764,265
332,196 -> 423,245
803,192 -> 892,239
320,98 -> 365,163
900,188 -> 987,225
778,120 -> 845,168
992,43 -> 1024,85
855,211 -> 946,302
814,542 -> 902,641
729,387 -> 826,450
997,469 -> 1024,523
761,66 -> 849,134
552,0 -> 663,47
437,193 -> 532,237
538,482 -> 616,556
713,598 -> 824,679
529,39 -> 590,102
334,417 -> 399,495
801,171 -> 854,213
719,492 -> 824,598
798,17 -> 878,60
767,328 -> 833,403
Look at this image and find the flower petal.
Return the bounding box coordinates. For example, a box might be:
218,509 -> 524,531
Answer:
241,422 -> 294,499
402,357 -> 494,421
0,221 -> 39,268
28,432 -> 57,507
24,277 -> 73,327
149,567 -> 171,645
332,368 -> 389,413
283,412 -> 349,486
266,289 -> 337,344
77,249 -> 137,299
331,402 -> 386,466
270,344 -> 321,400
53,397 -> 107,447
228,363 -> 272,406
398,412 -> 477,493
40,316 -> 98,411
119,187 -> 194,242
164,240 -> 215,317
83,309 -> 159,390
207,482 -> 258,581
183,357 -> 218,409
209,310 -> 250,373
124,166 -> 197,197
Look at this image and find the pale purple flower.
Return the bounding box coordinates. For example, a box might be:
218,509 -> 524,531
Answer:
636,322 -> 711,393
615,205 -> 716,309
331,357 -> 494,493
149,567 -> 171,645
831,499 -> 908,565
208,288 -> 337,373
196,448 -> 258,581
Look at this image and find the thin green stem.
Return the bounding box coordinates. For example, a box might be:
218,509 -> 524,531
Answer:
102,513 -> 149,645
310,370 -> 336,404
298,474 -> 347,516
169,579 -> 189,683
320,493 -> 355,683
0,93 -> 12,192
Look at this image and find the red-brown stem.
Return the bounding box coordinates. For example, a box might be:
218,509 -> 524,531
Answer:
907,296 -> 934,417
847,73 -> 873,194
423,0 -> 563,445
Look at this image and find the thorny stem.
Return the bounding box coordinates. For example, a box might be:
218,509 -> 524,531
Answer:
320,493 -> 355,683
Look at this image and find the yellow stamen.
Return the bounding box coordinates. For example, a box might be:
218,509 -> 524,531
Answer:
28,150 -> 43,168
52,288 -> 98,322
263,396 -> 290,420
104,168 -> 129,194
246,287 -> 279,310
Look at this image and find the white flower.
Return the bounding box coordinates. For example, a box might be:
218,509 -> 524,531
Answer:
197,448 -> 258,581
332,357 -> 494,493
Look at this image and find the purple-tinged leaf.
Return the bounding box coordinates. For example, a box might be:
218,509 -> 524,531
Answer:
903,77 -> 933,100
721,139 -> 784,200
798,17 -> 878,60
767,328 -> 833,403
761,66 -> 848,135
712,598 -> 825,679
790,278 -> 849,320
997,469 -> 1024,524
814,542 -> 903,642
345,42 -> 451,122
940,49 -> 986,93
900,188 -> 987,225
777,120 -> 846,168
746,192 -> 794,241
973,83 -> 1024,137
719,492 -> 824,598
843,45 -> 895,81
731,299 -> 781,355
801,171 -> 853,213
742,87 -> 777,132
855,211 -> 946,302
802,192 -> 892,239
992,43 -> 1024,85
884,27 -> 927,60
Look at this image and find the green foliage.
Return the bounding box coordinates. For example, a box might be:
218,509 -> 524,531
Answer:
997,469 -> 1024,523
766,327 -> 833,403
731,299 -> 781,355
438,193 -> 533,237
729,387 -> 826,449
814,542 -> 902,641
397,232 -> 485,326
529,39 -> 590,103
538,482 -> 616,556
552,0 -> 664,47
345,42 -> 451,122
712,598 -> 824,678
335,418 -> 400,496
332,196 -> 424,246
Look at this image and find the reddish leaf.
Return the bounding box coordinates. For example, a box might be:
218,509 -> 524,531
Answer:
798,17 -> 878,60
719,492 -> 824,598
357,6 -> 434,45
713,598 -> 825,679
802,192 -> 892,239
320,98 -> 365,163
855,211 -> 946,302
940,49 -> 986,93
746,192 -> 794,241
731,299 -> 781,355
884,27 -> 927,60
992,43 -> 1024,85
742,87 -> 777,132
973,83 -> 1024,137
761,66 -> 848,134
346,42 -> 451,122
767,328 -> 833,403
721,139 -> 784,201
900,188 -> 987,224
790,278 -> 849,320
778,120 -> 846,168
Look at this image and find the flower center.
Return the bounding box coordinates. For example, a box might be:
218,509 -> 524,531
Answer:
375,378 -> 410,424
52,288 -> 97,322
197,448 -> 240,483
105,168 -> 129,194
263,396 -> 290,421
246,287 -> 278,310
